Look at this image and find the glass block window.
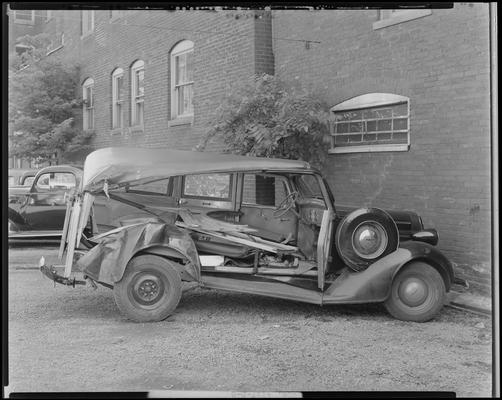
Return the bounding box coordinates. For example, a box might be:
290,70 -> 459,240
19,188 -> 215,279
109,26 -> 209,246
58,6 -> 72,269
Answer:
330,93 -> 410,153
170,40 -> 194,119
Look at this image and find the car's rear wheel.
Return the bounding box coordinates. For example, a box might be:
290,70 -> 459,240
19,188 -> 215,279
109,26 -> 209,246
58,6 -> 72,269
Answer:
384,261 -> 446,322
113,255 -> 182,322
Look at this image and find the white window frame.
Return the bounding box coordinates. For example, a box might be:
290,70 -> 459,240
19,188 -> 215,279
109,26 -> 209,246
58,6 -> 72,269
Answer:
82,78 -> 95,131
170,40 -> 194,123
130,60 -> 145,127
81,10 -> 95,37
373,9 -> 432,30
111,68 -> 125,129
329,93 -> 410,154
46,32 -> 65,55
13,10 -> 35,25
46,10 -> 53,22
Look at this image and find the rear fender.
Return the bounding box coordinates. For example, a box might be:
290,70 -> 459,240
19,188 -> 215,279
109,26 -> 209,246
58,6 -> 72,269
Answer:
76,222 -> 200,286
322,242 -> 453,304
138,245 -> 198,282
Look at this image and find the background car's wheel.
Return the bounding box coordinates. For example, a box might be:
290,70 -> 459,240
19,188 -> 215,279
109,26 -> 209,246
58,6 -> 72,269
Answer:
113,255 -> 182,322
335,208 -> 399,272
384,261 -> 446,322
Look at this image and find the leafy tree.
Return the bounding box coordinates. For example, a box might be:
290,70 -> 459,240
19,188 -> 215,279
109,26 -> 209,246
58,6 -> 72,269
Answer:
197,74 -> 332,168
9,34 -> 94,164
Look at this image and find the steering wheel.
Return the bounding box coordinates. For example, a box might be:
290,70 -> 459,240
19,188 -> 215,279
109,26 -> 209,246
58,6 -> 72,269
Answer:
273,191 -> 299,218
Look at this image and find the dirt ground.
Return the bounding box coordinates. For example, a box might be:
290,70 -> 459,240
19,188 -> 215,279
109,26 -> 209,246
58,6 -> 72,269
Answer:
6,246 -> 493,396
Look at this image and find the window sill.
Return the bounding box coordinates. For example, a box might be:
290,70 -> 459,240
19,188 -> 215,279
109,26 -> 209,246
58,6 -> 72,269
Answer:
373,9 -> 432,30
329,144 -> 409,154
80,31 -> 94,40
110,128 -> 123,136
168,116 -> 194,127
13,19 -> 35,25
129,125 -> 144,134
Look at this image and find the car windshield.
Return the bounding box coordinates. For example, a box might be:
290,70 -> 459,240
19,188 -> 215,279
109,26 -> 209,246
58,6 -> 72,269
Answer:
296,174 -> 324,199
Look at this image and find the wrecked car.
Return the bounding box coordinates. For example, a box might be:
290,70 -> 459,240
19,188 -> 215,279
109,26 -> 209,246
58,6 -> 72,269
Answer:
40,147 -> 468,323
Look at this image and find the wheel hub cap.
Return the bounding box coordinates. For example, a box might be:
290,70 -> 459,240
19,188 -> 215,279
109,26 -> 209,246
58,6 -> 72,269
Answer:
399,277 -> 429,307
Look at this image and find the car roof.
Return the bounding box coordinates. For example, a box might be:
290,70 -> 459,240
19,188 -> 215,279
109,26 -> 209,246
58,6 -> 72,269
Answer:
82,147 -> 312,192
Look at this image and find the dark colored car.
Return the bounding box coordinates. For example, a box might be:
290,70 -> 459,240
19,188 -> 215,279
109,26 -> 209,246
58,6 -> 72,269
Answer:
8,168 -> 37,187
9,164 -> 151,243
40,147 -> 468,323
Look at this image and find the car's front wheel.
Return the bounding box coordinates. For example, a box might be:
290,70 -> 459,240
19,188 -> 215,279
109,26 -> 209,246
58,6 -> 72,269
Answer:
113,255 -> 182,322
384,261 -> 446,322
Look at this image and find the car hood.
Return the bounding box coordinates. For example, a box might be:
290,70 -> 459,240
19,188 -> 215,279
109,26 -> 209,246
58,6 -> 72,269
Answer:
82,147 -> 311,193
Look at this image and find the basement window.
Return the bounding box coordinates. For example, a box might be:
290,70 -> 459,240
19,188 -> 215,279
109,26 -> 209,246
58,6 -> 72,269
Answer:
329,93 -> 410,154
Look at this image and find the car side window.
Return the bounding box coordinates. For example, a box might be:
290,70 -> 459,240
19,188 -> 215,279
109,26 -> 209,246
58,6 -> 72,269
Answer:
36,172 -> 76,190
126,178 -> 172,196
23,176 -> 35,186
242,174 -> 288,207
182,173 -> 232,200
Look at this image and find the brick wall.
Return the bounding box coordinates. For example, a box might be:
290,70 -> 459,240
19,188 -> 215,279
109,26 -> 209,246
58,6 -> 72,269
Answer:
53,9 -> 265,154
272,5 -> 492,291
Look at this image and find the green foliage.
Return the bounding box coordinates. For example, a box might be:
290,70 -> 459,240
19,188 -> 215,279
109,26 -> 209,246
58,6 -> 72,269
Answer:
9,34 -> 93,164
197,74 -> 331,168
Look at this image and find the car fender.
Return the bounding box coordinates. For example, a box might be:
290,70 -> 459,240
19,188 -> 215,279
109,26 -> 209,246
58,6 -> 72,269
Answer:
322,241 -> 453,304
77,222 -> 200,286
8,207 -> 28,228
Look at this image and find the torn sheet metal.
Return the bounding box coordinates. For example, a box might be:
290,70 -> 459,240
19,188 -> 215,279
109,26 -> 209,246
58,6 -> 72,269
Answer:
76,222 -> 200,285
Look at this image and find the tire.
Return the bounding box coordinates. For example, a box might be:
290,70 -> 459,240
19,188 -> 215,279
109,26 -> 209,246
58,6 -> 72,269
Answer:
335,208 -> 399,272
384,262 -> 446,322
113,255 -> 182,322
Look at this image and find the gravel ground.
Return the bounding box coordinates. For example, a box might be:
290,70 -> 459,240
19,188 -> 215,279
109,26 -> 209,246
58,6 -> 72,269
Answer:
6,246 -> 493,396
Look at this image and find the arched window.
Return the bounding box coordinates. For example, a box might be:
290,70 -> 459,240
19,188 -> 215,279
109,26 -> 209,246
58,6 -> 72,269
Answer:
130,60 -> 145,127
170,40 -> 194,120
111,68 -> 124,129
330,93 -> 410,154
82,77 -> 94,131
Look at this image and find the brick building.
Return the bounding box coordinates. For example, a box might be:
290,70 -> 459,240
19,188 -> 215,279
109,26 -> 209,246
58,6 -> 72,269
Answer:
8,5 -> 494,290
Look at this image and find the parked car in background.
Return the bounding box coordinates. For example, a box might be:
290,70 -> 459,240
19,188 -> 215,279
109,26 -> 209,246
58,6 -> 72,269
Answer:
8,168 -> 37,187
8,164 -> 158,243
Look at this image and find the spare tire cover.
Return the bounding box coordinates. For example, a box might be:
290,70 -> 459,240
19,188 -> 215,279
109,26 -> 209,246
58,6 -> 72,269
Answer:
335,207 -> 399,272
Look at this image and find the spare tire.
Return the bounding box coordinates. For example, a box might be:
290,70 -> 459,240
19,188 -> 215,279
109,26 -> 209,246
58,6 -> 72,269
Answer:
335,207 -> 399,272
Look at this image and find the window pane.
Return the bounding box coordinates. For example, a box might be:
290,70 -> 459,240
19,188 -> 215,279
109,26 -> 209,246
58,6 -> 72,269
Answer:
136,102 -> 144,126
349,121 -> 363,132
183,174 -> 231,199
116,76 -> 123,101
184,84 -> 193,114
177,87 -> 184,115
186,51 -> 193,81
393,103 -> 408,116
335,122 -> 349,134
393,118 -> 408,130
136,70 -> 144,97
51,173 -> 76,189
377,119 -> 392,131
176,54 -> 187,84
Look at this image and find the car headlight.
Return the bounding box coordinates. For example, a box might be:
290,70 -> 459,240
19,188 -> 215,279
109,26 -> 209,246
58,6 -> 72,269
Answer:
351,221 -> 388,259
